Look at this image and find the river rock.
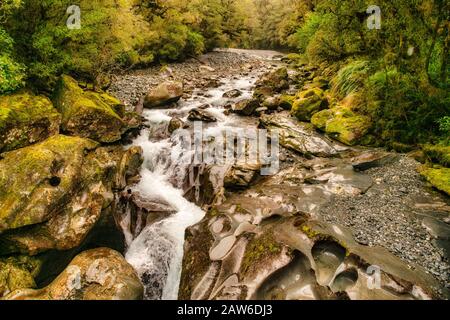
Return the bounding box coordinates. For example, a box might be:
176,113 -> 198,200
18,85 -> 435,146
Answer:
0,92 -> 61,153
168,117 -> 185,134
0,135 -> 144,254
232,99 -> 260,116
188,108 -> 217,123
53,75 -> 136,143
223,89 -> 243,99
224,163 -> 261,190
262,96 -> 280,111
254,67 -> 289,99
260,113 -> 339,157
0,256 -> 42,297
143,81 -> 183,108
4,248 -> 144,300
351,151 -> 399,171
291,88 -> 329,122
312,106 -> 372,146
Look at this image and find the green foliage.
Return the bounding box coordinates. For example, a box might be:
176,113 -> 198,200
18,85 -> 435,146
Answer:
291,12 -> 322,53
332,60 -> 371,99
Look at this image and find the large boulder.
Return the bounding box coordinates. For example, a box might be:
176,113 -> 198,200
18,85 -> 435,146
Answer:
260,112 -> 340,157
232,99 -> 260,116
0,135 -> 97,233
188,108 -> 217,123
143,81 -> 183,108
311,107 -> 372,146
52,75 -> 135,143
254,67 -> 289,100
291,88 -> 328,122
4,248 -> 144,300
0,92 -> 61,152
0,135 -> 143,254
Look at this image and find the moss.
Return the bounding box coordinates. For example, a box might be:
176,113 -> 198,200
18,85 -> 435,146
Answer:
324,107 -> 372,146
240,230 -> 283,277
311,109 -> 333,131
0,91 -> 61,152
291,88 -> 328,122
52,75 -> 126,143
422,145 -> 450,167
0,255 -> 42,296
419,165 -> 450,195
279,94 -> 295,110
301,225 -> 321,238
0,135 -> 98,232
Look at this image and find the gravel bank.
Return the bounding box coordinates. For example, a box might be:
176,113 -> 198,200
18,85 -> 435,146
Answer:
319,156 -> 450,288
108,50 -> 271,108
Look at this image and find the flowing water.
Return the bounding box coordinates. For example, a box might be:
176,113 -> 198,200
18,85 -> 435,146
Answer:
121,53 -> 279,299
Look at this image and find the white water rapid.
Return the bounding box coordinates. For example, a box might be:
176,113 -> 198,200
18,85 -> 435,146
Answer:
121,60 -> 274,300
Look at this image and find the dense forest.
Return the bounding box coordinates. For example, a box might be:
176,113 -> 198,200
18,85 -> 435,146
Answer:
1,0 -> 449,146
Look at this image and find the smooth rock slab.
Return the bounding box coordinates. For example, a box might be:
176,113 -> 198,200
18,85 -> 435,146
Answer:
4,248 -> 143,300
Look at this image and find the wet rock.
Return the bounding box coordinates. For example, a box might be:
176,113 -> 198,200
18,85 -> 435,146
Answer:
262,96 -> 280,111
143,81 -> 183,108
291,88 -> 329,122
224,163 -> 261,190
0,256 -> 42,297
168,117 -> 185,134
117,191 -> 176,241
53,75 -> 136,143
0,136 -> 143,254
260,113 -> 339,157
232,99 -> 260,116
351,152 -> 399,172
188,108 -> 217,123
0,92 -> 61,153
255,67 -> 290,97
4,248 -> 143,300
223,89 -> 243,99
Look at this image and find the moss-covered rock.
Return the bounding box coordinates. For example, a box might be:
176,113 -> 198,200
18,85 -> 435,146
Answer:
254,67 -> 289,100
279,94 -> 295,110
311,106 -> 372,146
0,92 -> 61,152
52,75 -> 132,143
0,135 -> 143,254
419,165 -> 450,195
4,248 -> 143,300
423,145 -> 450,167
0,135 -> 98,233
0,255 -> 42,297
291,88 -> 328,121
311,109 -> 334,131
325,109 -> 372,146
0,142 -> 142,255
